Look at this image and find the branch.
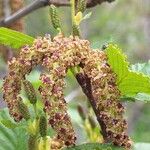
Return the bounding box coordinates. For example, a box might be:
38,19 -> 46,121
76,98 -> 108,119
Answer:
0,0 -> 114,27
76,73 -> 108,142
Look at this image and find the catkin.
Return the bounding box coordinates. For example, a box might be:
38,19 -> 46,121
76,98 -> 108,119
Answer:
39,115 -> 47,137
18,97 -> 30,121
3,34 -> 131,149
50,5 -> 61,30
23,80 -> 37,105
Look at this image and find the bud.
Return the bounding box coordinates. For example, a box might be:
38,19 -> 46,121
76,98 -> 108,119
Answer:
74,12 -> 83,26
50,5 -> 61,31
77,0 -> 87,13
23,80 -> 37,105
39,115 -> 47,137
28,135 -> 37,150
18,98 -> 30,121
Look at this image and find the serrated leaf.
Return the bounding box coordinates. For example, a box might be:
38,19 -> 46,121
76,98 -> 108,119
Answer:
63,143 -> 124,150
119,71 -> 150,96
106,44 -> 150,97
0,27 -> 34,49
0,119 -> 18,129
106,44 -> 129,83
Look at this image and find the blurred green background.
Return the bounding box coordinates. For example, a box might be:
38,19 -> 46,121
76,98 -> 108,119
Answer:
0,0 -> 150,148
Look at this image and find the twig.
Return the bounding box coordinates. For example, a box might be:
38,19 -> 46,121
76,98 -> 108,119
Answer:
0,0 -> 114,27
76,73 -> 108,141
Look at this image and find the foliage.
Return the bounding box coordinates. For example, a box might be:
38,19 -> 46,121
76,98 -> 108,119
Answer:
64,143 -> 124,150
106,44 -> 150,98
0,27 -> 34,49
0,109 -> 28,150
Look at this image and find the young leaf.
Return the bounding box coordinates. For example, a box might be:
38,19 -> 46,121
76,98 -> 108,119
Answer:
119,71 -> 150,96
63,143 -> 124,150
0,27 -> 34,49
106,44 -> 150,97
106,44 -> 129,83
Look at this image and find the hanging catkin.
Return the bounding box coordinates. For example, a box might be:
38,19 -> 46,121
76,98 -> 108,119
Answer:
3,33 -> 132,149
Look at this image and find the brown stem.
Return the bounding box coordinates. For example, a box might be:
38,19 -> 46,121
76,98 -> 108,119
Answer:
76,73 -> 108,142
0,0 -> 115,27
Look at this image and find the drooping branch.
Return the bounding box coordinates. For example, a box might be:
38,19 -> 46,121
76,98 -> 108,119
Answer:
76,73 -> 108,141
0,0 -> 115,27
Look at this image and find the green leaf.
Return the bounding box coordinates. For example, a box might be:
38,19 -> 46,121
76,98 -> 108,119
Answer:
63,143 -> 124,150
106,44 -> 129,83
119,71 -> 150,96
0,119 -> 18,129
0,108 -> 28,150
0,27 -> 34,49
106,44 -> 150,97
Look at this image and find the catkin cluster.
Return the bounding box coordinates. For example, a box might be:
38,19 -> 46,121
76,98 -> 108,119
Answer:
82,50 -> 132,148
3,34 -> 131,149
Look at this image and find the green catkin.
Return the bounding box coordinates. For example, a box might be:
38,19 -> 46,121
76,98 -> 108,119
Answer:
39,115 -> 47,137
77,0 -> 87,13
18,98 -> 30,121
28,135 -> 37,150
50,5 -> 61,31
23,80 -> 37,105
72,24 -> 80,36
